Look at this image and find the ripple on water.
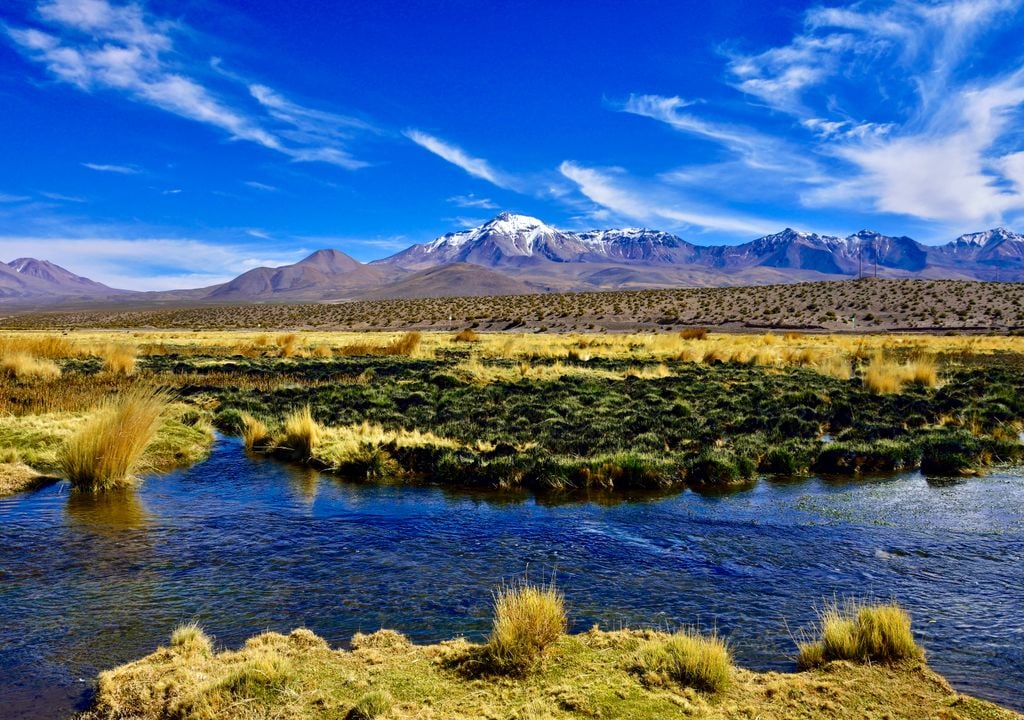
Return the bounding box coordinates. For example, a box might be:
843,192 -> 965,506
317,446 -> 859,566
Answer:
1,437 -> 1023,719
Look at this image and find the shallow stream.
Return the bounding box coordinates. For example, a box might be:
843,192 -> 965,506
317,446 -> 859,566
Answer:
2,435 -> 1022,717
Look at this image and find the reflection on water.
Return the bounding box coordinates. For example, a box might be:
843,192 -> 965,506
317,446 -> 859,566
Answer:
65,488 -> 148,532
1,435 -> 1023,719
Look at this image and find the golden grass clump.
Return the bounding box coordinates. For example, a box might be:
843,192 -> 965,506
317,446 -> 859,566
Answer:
100,344 -> 138,375
679,327 -> 708,340
349,689 -> 394,720
863,353 -> 940,394
798,600 -> 923,668
635,629 -> 733,693
240,413 -> 271,451
1,353 -> 62,381
0,334 -> 75,359
276,333 -> 299,358
453,328 -> 480,343
170,622 -> 213,658
486,579 -> 567,674
59,388 -> 169,491
388,331 -> 422,356
282,406 -> 320,459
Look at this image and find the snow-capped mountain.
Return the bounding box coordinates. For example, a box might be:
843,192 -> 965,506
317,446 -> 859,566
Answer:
379,214 -> 936,277
380,212 -> 700,269
5,213 -> 1024,306
936,228 -> 1024,263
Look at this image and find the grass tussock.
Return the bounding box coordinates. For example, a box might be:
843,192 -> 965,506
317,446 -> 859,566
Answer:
1,353 -> 61,381
100,344 -> 138,375
863,352 -> 940,394
171,622 -> 213,658
634,629 -> 733,693
239,413 -> 271,451
679,327 -> 709,340
0,334 -> 76,359
486,579 -> 567,674
282,406 -> 320,460
453,328 -> 480,343
59,387 -> 170,491
348,690 -> 393,720
798,600 -> 923,668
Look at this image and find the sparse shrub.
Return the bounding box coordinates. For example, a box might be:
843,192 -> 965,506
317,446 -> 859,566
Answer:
798,600 -> 922,668
1,353 -> 61,381
348,689 -> 393,720
486,579 -> 567,674
59,387 -> 169,492
170,622 -> 213,657
282,406 -> 320,460
635,629 -> 732,693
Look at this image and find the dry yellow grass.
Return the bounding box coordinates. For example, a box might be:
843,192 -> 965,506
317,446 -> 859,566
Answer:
99,344 -> 137,375
316,421 -> 456,468
239,413 -> 270,451
487,579 -> 567,674
634,629 -> 732,693
281,406 -> 320,459
863,352 -> 940,394
1,353 -> 61,380
59,388 -> 170,491
799,600 -> 923,668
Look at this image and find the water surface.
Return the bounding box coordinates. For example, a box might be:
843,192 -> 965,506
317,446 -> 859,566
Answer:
2,436 -> 1022,718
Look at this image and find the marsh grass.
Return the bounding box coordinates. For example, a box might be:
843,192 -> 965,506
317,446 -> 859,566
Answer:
171,623 -> 213,658
282,406 -> 320,460
486,578 -> 567,674
100,344 -> 138,375
798,600 -> 922,668
634,629 -> 732,693
59,388 -> 170,491
240,413 -> 271,451
1,353 -> 61,381
863,352 -> 940,394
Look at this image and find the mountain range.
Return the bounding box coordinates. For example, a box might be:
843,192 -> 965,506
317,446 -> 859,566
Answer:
3,213 -> 1024,305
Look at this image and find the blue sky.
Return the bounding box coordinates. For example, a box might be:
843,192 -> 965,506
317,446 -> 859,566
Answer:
2,0 -> 1024,289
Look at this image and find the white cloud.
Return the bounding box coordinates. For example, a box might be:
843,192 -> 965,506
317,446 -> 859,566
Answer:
0,235 -> 308,290
243,180 -> 278,192
0,193 -> 31,202
711,0 -> 1024,226
559,161 -> 773,236
404,130 -> 516,189
39,191 -> 86,202
82,162 -> 139,174
447,194 -> 498,209
8,0 -> 372,170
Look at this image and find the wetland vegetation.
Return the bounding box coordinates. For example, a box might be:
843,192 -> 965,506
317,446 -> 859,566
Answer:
2,323 -> 1023,718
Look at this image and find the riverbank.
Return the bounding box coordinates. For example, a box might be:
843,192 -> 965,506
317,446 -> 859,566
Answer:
3,329 -> 1023,495
81,623 -> 1020,720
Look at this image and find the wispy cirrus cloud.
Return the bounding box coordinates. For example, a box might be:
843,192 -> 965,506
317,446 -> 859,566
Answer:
404,130 -> 517,189
447,194 -> 498,210
559,161 -> 774,236
607,0 -> 1024,233
721,0 -> 1024,226
7,0 -> 374,170
82,162 -> 140,174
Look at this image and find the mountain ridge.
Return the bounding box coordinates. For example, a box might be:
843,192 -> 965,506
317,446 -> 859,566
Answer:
4,213 -> 1024,304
